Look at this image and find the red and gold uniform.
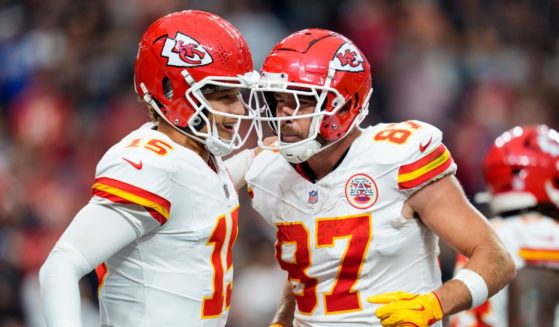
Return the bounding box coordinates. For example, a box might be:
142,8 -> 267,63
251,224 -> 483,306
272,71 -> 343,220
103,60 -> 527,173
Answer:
247,120 -> 456,327
451,213 -> 559,327
93,124 -> 239,327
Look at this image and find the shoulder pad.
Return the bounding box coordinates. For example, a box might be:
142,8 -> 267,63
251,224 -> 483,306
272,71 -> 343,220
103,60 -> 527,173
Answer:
92,130 -> 178,225
366,120 -> 444,165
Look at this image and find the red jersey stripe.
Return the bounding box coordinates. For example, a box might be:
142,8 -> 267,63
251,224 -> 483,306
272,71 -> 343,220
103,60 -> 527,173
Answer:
94,177 -> 170,210
398,156 -> 454,190
92,188 -> 168,225
95,262 -> 108,296
399,144 -> 447,175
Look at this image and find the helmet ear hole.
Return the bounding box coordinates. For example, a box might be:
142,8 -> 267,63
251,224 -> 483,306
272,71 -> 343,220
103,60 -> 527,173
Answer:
338,100 -> 352,115
190,115 -> 202,128
162,77 -> 174,100
189,109 -> 209,132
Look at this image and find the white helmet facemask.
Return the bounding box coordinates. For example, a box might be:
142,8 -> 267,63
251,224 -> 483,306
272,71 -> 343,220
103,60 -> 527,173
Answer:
141,70 -> 260,157
253,70 -> 371,163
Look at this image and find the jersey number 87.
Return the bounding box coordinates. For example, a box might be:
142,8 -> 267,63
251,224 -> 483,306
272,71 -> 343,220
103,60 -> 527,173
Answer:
275,213 -> 372,314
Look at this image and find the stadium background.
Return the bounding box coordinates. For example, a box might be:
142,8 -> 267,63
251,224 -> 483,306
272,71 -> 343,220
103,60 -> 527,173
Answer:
0,0 -> 558,326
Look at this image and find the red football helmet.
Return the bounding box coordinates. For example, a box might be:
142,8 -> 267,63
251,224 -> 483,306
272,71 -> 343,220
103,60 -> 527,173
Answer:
483,125 -> 559,214
134,10 -> 257,156
254,28 -> 373,163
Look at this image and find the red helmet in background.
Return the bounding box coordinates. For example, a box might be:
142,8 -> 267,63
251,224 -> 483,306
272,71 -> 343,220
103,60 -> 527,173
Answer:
483,125 -> 559,214
255,28 -> 372,163
134,10 -> 257,156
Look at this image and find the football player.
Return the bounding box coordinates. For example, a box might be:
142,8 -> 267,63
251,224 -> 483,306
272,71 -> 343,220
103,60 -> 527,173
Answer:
245,29 -> 515,327
39,10 -> 257,327
451,125 -> 559,327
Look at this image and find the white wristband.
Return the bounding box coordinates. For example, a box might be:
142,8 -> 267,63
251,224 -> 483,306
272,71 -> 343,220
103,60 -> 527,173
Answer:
453,268 -> 488,309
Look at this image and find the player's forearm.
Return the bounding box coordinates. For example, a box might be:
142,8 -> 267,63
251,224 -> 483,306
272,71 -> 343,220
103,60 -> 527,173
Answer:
224,149 -> 255,190
39,241 -> 92,327
436,236 -> 515,315
40,203 -> 143,326
270,280 -> 295,327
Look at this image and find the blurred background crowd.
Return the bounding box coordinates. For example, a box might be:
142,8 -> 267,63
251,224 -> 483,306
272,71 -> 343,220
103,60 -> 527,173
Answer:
0,0 -> 558,326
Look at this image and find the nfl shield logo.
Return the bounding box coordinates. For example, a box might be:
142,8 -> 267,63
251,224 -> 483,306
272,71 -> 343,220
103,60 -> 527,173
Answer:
308,190 -> 319,204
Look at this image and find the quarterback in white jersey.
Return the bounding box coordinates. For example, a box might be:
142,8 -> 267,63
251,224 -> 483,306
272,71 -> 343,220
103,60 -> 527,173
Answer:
93,123 -> 239,326
248,29 -> 514,327
451,125 -> 559,327
40,10 -> 257,327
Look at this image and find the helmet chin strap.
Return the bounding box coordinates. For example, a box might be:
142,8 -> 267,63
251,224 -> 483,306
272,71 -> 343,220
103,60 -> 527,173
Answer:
280,140 -> 322,163
202,115 -> 235,157
205,137 -> 233,156
280,132 -> 350,164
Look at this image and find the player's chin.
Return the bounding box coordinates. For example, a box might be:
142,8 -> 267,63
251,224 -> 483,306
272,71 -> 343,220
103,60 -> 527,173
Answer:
218,124 -> 235,137
280,135 -> 302,143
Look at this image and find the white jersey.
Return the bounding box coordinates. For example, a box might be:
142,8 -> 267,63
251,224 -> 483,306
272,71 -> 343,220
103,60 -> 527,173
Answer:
91,124 -> 239,327
246,121 -> 456,327
451,213 -> 559,327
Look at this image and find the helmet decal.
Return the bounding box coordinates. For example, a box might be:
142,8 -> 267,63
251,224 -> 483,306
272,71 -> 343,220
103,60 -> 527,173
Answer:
330,42 -> 365,72
161,32 -> 213,67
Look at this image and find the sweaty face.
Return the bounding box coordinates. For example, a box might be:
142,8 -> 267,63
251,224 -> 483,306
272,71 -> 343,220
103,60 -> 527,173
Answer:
273,92 -> 317,143
204,88 -> 245,141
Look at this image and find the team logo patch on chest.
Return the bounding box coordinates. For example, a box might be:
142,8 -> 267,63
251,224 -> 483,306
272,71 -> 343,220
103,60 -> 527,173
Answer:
345,173 -> 378,209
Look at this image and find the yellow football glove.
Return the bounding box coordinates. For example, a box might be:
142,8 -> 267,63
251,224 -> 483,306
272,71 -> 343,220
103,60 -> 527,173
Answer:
367,291 -> 443,327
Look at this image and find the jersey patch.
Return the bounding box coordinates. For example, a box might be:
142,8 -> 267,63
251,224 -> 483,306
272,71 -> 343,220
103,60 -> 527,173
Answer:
92,177 -> 171,224
398,144 -> 453,190
344,173 -> 378,209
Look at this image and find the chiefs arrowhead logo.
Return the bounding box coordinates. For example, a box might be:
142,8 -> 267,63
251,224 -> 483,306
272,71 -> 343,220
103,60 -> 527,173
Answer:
330,42 -> 365,72
161,32 -> 213,67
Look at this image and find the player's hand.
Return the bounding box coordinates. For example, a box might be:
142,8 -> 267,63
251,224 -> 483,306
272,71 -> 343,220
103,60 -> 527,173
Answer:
367,291 -> 443,327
